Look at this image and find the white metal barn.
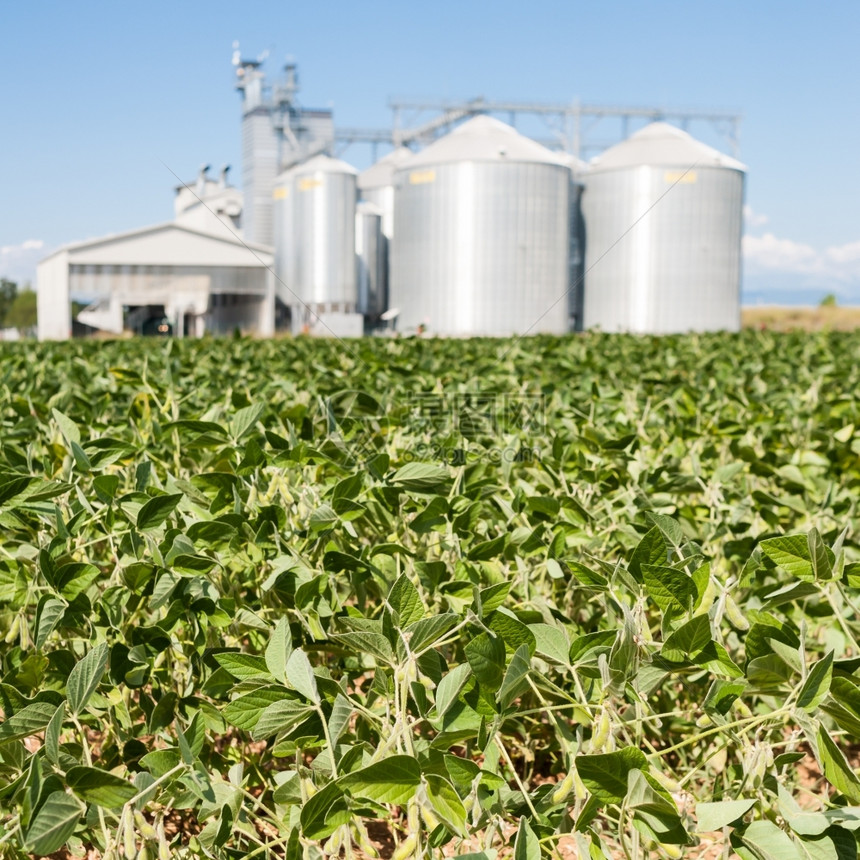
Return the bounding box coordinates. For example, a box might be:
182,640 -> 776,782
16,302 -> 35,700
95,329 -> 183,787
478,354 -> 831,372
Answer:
37,226 -> 274,340
36,169 -> 276,341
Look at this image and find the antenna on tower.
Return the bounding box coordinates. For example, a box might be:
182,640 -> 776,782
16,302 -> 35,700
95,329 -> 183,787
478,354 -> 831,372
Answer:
231,41 -> 241,66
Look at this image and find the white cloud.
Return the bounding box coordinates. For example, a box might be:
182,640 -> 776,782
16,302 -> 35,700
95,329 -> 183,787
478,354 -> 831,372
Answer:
0,239 -> 43,256
0,239 -> 47,285
743,225 -> 860,297
743,205 -> 769,229
743,233 -> 820,274
824,241 -> 860,267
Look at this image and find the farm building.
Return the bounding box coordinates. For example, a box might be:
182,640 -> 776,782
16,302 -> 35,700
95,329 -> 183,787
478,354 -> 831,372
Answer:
37,169 -> 275,340
35,52 -> 745,340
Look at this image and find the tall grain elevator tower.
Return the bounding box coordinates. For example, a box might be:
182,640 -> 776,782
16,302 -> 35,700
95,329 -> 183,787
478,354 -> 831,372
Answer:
233,47 -> 334,247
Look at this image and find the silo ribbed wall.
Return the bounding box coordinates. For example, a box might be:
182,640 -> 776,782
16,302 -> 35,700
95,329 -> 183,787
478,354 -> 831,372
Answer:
391,161 -> 569,336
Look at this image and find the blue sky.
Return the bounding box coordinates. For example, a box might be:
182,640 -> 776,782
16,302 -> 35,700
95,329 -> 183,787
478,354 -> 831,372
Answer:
2,0 -> 858,303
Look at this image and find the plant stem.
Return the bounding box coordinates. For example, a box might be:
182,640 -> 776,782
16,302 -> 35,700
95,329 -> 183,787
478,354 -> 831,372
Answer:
495,737 -> 539,819
649,707 -> 791,760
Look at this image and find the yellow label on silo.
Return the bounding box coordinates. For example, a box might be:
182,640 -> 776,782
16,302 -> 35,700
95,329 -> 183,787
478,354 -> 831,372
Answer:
299,178 -> 323,191
409,169 -> 436,185
272,187 -> 289,199
664,170 -> 697,184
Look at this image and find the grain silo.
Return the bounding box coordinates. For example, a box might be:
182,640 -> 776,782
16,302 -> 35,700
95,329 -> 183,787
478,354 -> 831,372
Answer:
272,169 -> 295,308
355,201 -> 386,320
558,153 -> 588,332
358,147 -> 413,240
288,154 -> 361,334
582,122 -> 745,334
356,147 -> 411,327
390,116 -> 570,336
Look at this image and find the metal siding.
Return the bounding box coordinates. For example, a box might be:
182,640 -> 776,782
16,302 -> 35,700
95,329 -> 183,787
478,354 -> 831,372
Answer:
292,165 -> 357,309
582,165 -> 743,334
361,185 -> 396,239
356,207 -> 386,317
36,252 -> 71,340
273,173 -> 295,305
391,161 -> 569,336
242,111 -> 279,247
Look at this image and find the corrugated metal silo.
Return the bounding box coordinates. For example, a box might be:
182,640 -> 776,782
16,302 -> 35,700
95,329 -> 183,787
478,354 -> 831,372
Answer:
582,122 -> 745,334
289,154 -> 358,323
391,116 -> 570,336
272,170 -> 294,306
358,147 -> 413,240
558,153 -> 588,331
355,201 -> 386,319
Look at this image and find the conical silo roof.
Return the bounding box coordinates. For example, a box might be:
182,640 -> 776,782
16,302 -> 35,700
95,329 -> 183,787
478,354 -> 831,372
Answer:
289,153 -> 359,177
556,151 -> 589,178
404,115 -> 568,168
589,122 -> 745,173
358,147 -> 413,190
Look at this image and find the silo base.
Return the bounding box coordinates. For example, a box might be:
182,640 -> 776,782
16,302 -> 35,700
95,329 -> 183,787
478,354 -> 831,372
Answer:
292,310 -> 364,338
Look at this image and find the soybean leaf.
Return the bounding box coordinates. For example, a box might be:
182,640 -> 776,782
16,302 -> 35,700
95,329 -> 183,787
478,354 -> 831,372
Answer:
339,756 -> 421,805
66,766 -> 136,809
0,701 -> 58,742
286,649 -> 320,704
739,819 -> 803,860
478,582 -> 511,615
498,644 -> 532,710
404,613 -> 458,652
487,610 -> 536,654
264,618 -> 293,683
300,782 -> 350,840
807,528 -> 834,581
662,613 -> 712,662
514,817 -> 541,860
45,704 -> 64,765
424,774 -> 468,837
798,652 -> 834,712
627,770 -> 689,845
52,409 -> 81,445
435,664 -> 472,717
213,653 -> 273,681
390,463 -> 452,493
230,402 -> 265,440
760,535 -> 815,582
332,632 -> 395,665
34,596 -> 66,651
388,574 -> 425,626
66,642 -> 109,715
55,563 -> 100,601
797,828 -> 860,860
629,527 -> 669,581
328,694 -> 353,745
465,633 -> 506,692
223,688 -> 295,731
576,747 -> 648,804
642,565 -> 697,613
817,727 -> 860,803
136,493 -> 183,531
176,720 -> 194,765
777,785 -> 829,837
530,623 -> 571,665
696,799 -> 756,832
643,513 -> 686,552
252,700 -> 314,740
24,791 -> 83,856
